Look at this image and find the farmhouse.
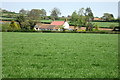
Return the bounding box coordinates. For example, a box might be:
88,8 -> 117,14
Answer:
93,18 -> 102,21
34,23 -> 60,31
34,20 -> 70,31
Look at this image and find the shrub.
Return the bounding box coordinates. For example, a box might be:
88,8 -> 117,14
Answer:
2,23 -> 11,32
10,21 -> 21,30
86,22 -> 94,31
77,30 -> 86,32
94,23 -> 99,31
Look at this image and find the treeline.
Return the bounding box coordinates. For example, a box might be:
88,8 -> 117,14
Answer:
1,7 -> 64,31
69,7 -> 94,31
1,8 -> 62,31
1,7 -> 119,32
69,7 -> 119,31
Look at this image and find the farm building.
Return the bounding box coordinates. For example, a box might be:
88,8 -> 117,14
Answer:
34,20 -> 70,31
93,18 -> 102,21
34,23 -> 61,31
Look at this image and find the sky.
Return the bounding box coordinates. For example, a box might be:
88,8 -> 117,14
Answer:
1,0 -> 119,2
1,2 -> 119,18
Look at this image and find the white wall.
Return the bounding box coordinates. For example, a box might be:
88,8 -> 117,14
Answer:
63,22 -> 69,29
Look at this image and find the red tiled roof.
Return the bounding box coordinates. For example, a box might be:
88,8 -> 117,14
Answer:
51,21 -> 65,25
94,18 -> 101,20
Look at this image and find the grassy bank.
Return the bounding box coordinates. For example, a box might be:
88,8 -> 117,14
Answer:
2,32 -> 118,78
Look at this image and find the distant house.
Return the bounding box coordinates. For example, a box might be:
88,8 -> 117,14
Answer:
34,20 -> 70,31
34,23 -> 60,31
93,18 -> 102,21
51,21 -> 70,29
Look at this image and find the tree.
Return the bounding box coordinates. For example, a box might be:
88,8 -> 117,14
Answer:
69,7 -> 94,31
71,11 -> 78,21
50,7 -> 61,20
16,14 -> 26,29
28,9 -> 42,20
102,13 -> 114,21
85,7 -> 94,22
20,21 -> 30,30
78,8 -> 86,27
16,14 -> 40,30
70,11 -> 79,29
70,9 -> 86,29
27,18 -> 39,29
41,9 -> 46,16
40,9 -> 47,19
19,9 -> 28,15
78,8 -> 85,16
84,7 -> 94,31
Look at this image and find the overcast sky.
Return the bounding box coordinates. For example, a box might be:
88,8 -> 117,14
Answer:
1,1 -> 119,18
1,0 -> 119,2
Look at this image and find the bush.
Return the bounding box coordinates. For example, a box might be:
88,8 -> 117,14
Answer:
12,29 -> 37,32
10,21 -> 21,30
86,22 -> 94,31
77,30 -> 86,32
94,23 -> 99,31
1,23 -> 11,32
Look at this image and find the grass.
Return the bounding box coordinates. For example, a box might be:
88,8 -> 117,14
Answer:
0,17 -> 15,21
92,22 -> 119,28
2,32 -> 118,78
40,20 -> 53,23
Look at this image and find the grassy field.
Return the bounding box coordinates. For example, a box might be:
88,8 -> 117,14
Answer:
0,17 -> 15,21
2,32 -> 118,78
40,20 -> 53,23
92,22 -> 119,28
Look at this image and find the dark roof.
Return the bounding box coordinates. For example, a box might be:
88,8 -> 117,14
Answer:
47,25 -> 56,29
34,23 -> 42,28
39,25 -> 59,29
39,25 -> 49,29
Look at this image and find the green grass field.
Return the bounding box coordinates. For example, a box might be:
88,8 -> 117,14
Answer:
40,20 -> 53,23
2,32 -> 118,78
92,22 -> 119,28
0,17 -> 15,21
